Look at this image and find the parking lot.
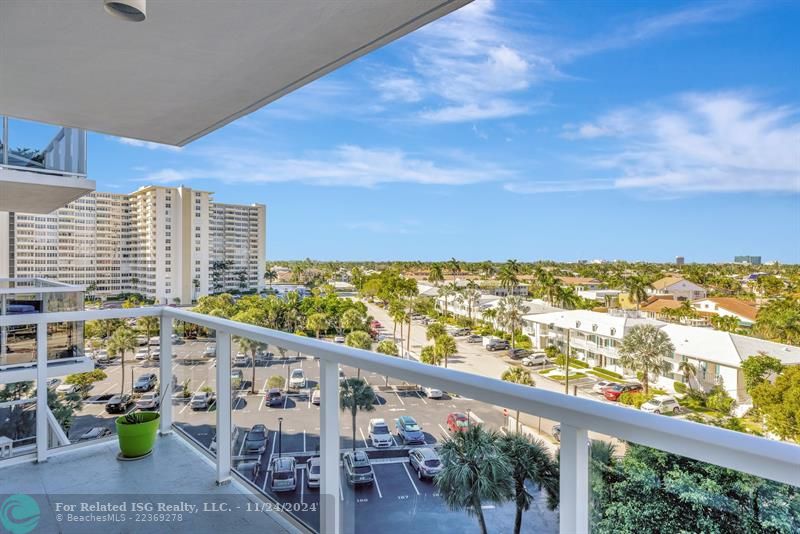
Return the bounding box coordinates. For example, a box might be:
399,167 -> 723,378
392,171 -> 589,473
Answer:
65,337 -> 558,532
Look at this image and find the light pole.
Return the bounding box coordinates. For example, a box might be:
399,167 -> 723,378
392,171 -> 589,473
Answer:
466,408 -> 472,429
278,417 -> 283,458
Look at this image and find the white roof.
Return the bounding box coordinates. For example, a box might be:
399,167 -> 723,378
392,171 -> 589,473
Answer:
1,1 -> 469,146
524,310 -> 660,340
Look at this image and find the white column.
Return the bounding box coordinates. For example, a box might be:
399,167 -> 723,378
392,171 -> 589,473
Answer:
215,331 -> 232,484
36,322 -> 48,462
159,314 -> 173,435
559,424 -> 589,534
319,358 -> 341,532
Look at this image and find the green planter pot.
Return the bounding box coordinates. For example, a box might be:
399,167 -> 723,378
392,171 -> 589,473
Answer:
115,412 -> 160,458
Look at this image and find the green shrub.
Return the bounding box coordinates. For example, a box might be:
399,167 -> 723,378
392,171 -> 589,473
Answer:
619,391 -> 653,408
706,386 -> 735,415
592,367 -> 622,379
544,373 -> 587,381
673,382 -> 687,394
569,359 -> 589,369
267,375 -> 286,389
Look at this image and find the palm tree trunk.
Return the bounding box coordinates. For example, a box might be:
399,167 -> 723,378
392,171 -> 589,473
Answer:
351,407 -> 357,452
515,409 -> 520,433
474,497 -> 489,534
406,320 -> 411,355
514,480 -> 525,534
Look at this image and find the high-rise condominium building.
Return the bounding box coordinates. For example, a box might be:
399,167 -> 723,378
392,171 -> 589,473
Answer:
0,185 -> 266,304
734,255 -> 762,265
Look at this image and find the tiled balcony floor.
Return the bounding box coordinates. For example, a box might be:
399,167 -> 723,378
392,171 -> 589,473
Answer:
0,434 -> 298,533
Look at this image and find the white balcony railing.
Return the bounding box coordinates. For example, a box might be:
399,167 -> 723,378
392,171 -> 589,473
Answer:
1,306 -> 799,534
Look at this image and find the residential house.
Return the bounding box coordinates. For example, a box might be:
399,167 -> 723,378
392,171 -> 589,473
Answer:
692,297 -> 758,327
650,276 -> 707,301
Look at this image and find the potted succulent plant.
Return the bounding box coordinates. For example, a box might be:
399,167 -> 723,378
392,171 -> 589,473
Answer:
116,411 -> 159,459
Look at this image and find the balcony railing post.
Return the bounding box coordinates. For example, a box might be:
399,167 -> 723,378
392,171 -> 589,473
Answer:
159,314 -> 173,435
319,358 -> 341,532
36,322 -> 48,462
559,423 -> 589,534
215,330 -> 232,484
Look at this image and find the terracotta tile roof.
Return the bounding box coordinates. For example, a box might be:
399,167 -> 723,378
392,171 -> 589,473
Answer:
694,297 -> 759,321
555,276 -> 600,286
641,299 -> 685,313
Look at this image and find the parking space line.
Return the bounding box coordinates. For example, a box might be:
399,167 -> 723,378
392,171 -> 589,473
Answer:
437,424 -> 451,437
358,427 -> 370,449
179,380 -> 205,414
300,469 -> 304,504
339,482 -> 344,501
283,393 -> 289,410
238,431 -> 248,457
394,391 -> 406,406
390,434 -> 398,447
402,463 -> 420,496
372,466 -> 383,499
415,391 -> 428,405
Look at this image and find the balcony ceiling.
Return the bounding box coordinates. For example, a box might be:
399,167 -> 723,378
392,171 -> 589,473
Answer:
0,0 -> 470,146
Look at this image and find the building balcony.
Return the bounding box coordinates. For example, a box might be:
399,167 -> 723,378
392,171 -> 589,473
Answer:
1,306 -> 797,534
0,117 -> 95,214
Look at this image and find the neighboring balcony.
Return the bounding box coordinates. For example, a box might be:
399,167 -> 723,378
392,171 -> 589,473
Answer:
0,116 -> 95,213
0,306 -> 797,534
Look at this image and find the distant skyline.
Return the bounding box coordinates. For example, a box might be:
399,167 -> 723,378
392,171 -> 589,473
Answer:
13,0 -> 800,262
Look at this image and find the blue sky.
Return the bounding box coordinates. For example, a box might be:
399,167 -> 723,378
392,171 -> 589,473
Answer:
16,0 -> 800,262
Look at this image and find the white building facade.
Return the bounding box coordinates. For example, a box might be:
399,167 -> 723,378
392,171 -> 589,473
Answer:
1,186 -> 266,304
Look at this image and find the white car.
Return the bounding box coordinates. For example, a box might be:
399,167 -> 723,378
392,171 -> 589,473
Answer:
46,378 -> 62,390
641,395 -> 681,415
94,349 -> 110,362
333,336 -> 345,343
311,389 -> 321,405
289,368 -> 306,389
234,352 -> 250,366
56,383 -> 78,395
203,343 -> 216,357
592,380 -> 618,394
135,348 -> 149,360
368,418 -> 393,448
136,392 -> 160,410
521,352 -> 548,367
423,386 -> 443,399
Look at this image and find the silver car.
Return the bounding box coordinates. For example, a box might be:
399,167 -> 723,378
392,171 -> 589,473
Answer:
408,447 -> 442,480
343,451 -> 374,485
306,457 -> 320,489
270,457 -> 297,492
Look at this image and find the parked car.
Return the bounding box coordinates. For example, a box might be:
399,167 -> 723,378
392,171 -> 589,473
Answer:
484,338 -> 510,351
334,336 -> 345,343
423,386 -> 443,399
133,373 -> 158,392
343,450 -> 374,485
77,427 -> 112,442
148,336 -> 160,346
592,380 -> 619,394
446,412 -> 469,433
171,333 -> 183,344
254,350 -> 272,365
135,347 -> 149,360
270,457 -> 297,492
368,418 -> 393,448
289,368 -> 306,389
466,334 -> 483,343
190,391 -> 216,410
94,349 -> 110,363
105,394 -> 134,414
266,388 -> 284,407
244,424 -> 269,455
46,378 -> 62,390
234,352 -> 251,366
203,343 -> 216,357
641,395 -> 681,414
521,352 -> 549,367
603,383 -> 643,401
509,348 -> 532,359
56,383 -> 78,395
231,369 -> 244,390
551,424 -> 561,442
136,392 -> 160,411
451,327 -> 471,337
311,389 -> 321,405
236,460 -> 261,481
408,447 -> 442,480
395,415 -> 425,444
306,457 -> 321,489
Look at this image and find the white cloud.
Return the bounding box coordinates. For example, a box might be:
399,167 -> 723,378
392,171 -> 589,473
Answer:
515,93 -> 800,194
142,145 -> 512,188
374,77 -> 423,103
420,100 -> 529,123
118,137 -> 182,152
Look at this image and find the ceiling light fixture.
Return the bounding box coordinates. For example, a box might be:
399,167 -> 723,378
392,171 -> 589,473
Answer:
104,0 -> 146,22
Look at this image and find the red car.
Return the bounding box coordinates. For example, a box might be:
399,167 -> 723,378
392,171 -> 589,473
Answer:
371,320 -> 382,329
603,383 -> 643,401
446,412 -> 469,433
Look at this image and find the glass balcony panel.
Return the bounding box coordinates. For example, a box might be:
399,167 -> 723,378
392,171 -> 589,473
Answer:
3,117 -> 86,175
171,320 -> 216,454
0,380 -> 37,458
230,337 -> 320,531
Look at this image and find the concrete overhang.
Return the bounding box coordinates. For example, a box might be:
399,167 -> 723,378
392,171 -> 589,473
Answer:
0,168 -> 96,214
0,0 -> 471,146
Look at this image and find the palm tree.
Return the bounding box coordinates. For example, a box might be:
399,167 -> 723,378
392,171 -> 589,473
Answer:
618,324 -> 675,394
428,263 -> 445,286
136,315 -> 159,357
339,308 -> 364,334
435,334 -> 457,368
439,283 -> 456,318
420,345 -> 443,366
436,425 -> 513,534
448,257 -> 461,280
107,326 -> 137,395
339,377 -> 376,452
500,367 -> 535,432
498,265 -> 519,296
497,296 -> 530,350
426,322 -> 447,341
376,339 -> 400,386
306,312 -> 329,339
678,360 -> 697,390
462,288 -> 481,324
264,268 -> 277,289
624,275 -> 652,311
534,268 -> 561,305
554,285 -> 581,310
499,433 -> 559,534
